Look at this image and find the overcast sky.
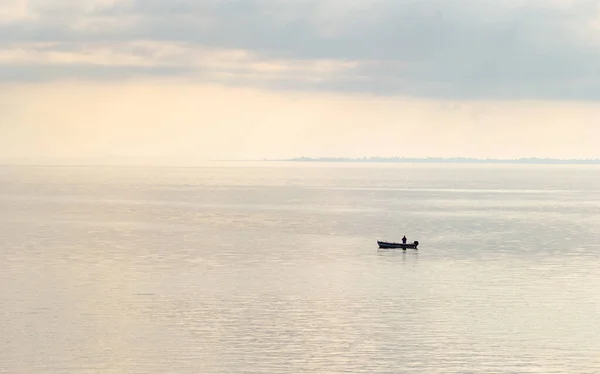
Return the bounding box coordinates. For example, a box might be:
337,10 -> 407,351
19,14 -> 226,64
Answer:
1,0 -> 599,162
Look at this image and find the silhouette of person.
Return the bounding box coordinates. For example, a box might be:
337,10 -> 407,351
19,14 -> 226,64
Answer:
402,235 -> 407,244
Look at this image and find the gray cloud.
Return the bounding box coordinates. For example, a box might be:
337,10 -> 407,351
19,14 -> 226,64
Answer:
0,64 -> 194,83
1,0 -> 600,99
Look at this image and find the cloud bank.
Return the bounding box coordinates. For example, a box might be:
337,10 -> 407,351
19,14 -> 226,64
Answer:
1,0 -> 599,99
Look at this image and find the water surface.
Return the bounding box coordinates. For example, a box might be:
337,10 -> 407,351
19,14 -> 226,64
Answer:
1,162 -> 600,373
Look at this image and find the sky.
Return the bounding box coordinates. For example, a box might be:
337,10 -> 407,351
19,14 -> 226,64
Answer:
1,0 -> 599,163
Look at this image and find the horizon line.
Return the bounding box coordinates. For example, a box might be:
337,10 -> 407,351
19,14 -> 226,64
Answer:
265,156 -> 600,164
1,156 -> 600,167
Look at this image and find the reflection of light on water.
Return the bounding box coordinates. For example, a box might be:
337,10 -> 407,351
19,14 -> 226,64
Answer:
1,164 -> 600,373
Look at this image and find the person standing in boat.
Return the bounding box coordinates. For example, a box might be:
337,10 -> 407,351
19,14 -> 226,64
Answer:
402,235 -> 407,244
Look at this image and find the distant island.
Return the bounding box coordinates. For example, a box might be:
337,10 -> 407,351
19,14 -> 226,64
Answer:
272,157 -> 600,164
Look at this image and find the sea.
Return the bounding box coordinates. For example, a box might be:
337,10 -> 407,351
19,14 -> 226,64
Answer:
1,162 -> 600,373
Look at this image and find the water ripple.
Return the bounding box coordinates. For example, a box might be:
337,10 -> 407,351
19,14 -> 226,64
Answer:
1,164 -> 600,373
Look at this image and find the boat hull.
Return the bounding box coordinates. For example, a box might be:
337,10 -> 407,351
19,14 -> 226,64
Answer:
377,240 -> 419,249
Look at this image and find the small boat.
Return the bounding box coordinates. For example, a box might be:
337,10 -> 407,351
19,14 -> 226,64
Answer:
377,240 -> 419,249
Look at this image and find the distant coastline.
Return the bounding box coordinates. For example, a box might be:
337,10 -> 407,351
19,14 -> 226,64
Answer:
271,157 -> 600,164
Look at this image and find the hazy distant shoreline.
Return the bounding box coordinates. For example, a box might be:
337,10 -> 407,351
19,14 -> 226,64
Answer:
272,157 -> 600,165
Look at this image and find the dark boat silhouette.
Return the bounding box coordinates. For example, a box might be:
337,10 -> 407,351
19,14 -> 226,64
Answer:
377,240 -> 419,249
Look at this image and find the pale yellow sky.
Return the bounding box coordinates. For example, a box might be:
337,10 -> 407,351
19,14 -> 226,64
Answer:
1,79 -> 598,163
1,0 -> 599,163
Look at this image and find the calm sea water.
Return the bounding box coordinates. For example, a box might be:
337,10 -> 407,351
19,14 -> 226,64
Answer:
1,162 -> 600,373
